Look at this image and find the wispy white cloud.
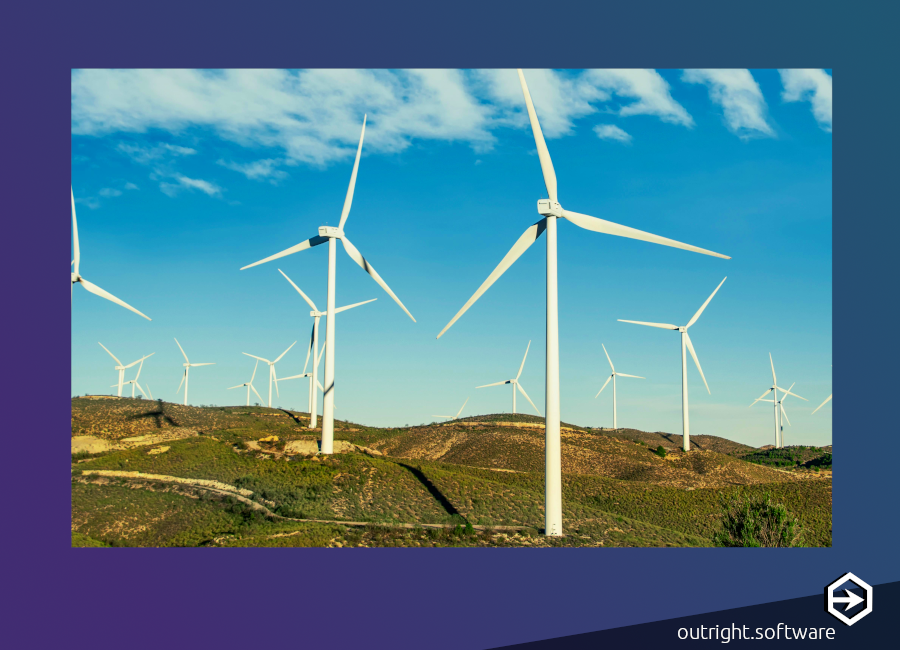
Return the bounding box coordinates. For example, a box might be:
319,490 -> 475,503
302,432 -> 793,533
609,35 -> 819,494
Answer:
75,196 -> 101,210
98,188 -> 122,197
681,69 -> 774,139
159,174 -> 222,198
779,69 -> 832,132
584,69 -> 694,126
217,158 -> 288,182
124,182 -> 139,191
116,142 -> 197,164
593,124 -> 632,143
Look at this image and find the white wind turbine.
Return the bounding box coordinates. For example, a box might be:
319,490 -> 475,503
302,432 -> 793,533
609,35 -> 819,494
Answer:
594,344 -> 645,430
277,338 -> 326,417
437,70 -> 729,537
433,397 -> 470,422
71,188 -> 150,320
750,354 -> 807,448
477,341 -> 541,416
175,338 -> 215,406
113,355 -> 152,398
242,342 -> 296,409
98,343 -> 152,397
241,115 -> 415,454
228,359 -> 265,407
618,277 -> 727,451
277,268 -> 375,427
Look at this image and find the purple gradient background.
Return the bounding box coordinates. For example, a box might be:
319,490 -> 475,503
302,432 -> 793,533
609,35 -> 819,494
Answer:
4,1 -> 897,648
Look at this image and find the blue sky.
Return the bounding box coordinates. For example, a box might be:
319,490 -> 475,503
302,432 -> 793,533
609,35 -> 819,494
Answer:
71,68 -> 832,446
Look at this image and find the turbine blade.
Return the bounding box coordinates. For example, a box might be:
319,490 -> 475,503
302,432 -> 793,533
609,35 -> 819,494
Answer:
684,332 -> 709,394
80,278 -> 151,320
251,384 -> 264,404
516,382 -> 541,416
617,319 -> 679,330
594,375 -> 612,398
517,69 -> 557,203
776,386 -> 808,401
780,382 -> 795,404
437,218 -> 548,339
455,397 -> 470,419
273,366 -> 280,397
340,237 -> 415,322
602,343 -> 614,373
303,331 -> 313,374
811,394 -> 832,414
134,359 -> 145,381
432,415 -> 452,419
780,404 -> 791,426
317,380 -> 324,393
477,381 -> 508,389
318,341 -> 326,368
750,388 -> 774,406
227,384 -> 244,390
276,374 -> 305,381
175,338 -> 189,363
146,385 -> 152,400
241,235 -> 328,271
334,298 -> 377,314
278,269 -> 318,311
770,352 -> 776,386
177,370 -> 186,394
686,277 -> 727,328
242,353 -> 270,363
562,210 -> 730,260
191,363 -> 215,367
516,340 -> 531,381
338,115 -> 366,231
616,373 -> 645,379
273,341 -> 297,364
134,382 -> 146,397
98,342 -> 122,367
71,187 -> 81,276
251,359 -> 259,383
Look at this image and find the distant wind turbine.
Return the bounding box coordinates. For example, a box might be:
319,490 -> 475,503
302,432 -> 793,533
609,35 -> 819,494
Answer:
278,338 -> 326,416
436,70 -> 729,537
750,354 -> 807,448
594,344 -> 645,430
277,268 -> 375,427
433,397 -> 470,421
241,115 -> 415,454
71,188 -> 150,320
477,341 -> 541,416
112,355 -> 151,398
175,338 -> 215,406
243,342 -> 296,408
228,359 -> 265,407
754,381 -> 797,447
98,343 -> 152,397
619,277 -> 727,452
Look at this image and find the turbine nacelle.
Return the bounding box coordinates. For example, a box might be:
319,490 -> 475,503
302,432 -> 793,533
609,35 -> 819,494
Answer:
318,226 -> 344,239
537,199 -> 563,218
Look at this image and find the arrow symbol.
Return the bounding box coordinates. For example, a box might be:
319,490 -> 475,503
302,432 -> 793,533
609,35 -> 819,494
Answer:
831,589 -> 865,611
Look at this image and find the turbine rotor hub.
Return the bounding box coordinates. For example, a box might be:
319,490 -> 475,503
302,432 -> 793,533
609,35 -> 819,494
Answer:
537,199 -> 563,218
318,226 -> 344,239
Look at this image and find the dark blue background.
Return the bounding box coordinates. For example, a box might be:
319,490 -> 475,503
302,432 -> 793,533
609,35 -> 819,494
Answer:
4,1 -> 895,647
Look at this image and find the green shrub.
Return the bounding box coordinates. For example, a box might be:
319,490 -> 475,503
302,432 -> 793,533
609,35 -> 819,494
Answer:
712,493 -> 804,547
655,445 -> 666,458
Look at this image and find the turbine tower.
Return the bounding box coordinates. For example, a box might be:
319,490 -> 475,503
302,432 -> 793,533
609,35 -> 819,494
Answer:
228,359 -> 264,406
243,342 -> 296,409
594,344 -> 644,430
476,341 -> 541,416
98,343 -> 152,397
241,115 -> 415,454
619,277 -> 726,452
750,354 -> 807,448
175,338 -> 215,406
433,397 -> 470,421
113,355 -> 152,398
436,70 -> 729,537
72,188 -> 150,320
277,268 -> 375,427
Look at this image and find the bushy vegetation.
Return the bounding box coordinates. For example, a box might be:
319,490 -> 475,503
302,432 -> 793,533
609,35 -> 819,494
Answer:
740,447 -> 832,470
655,445 -> 666,458
712,493 -> 804,547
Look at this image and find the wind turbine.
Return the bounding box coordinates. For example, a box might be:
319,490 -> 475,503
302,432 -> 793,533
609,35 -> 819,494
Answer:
175,338 -> 215,406
477,341 -> 541,416
98,343 -> 152,397
277,268 -> 375,427
228,359 -> 265,407
436,70 -> 729,537
433,397 -> 470,421
618,277 -> 726,452
146,385 -> 153,400
750,354 -> 807,448
242,342 -> 296,409
754,381 -> 796,448
71,188 -> 150,320
241,115 -> 415,454
811,394 -> 832,415
594,344 -> 644,430
277,338 -> 325,416
113,355 -> 151,398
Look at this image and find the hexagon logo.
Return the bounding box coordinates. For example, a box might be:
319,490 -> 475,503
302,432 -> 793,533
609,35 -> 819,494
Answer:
825,572 -> 873,626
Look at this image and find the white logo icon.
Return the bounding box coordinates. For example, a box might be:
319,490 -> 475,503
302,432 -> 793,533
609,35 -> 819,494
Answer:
826,572 -> 873,626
